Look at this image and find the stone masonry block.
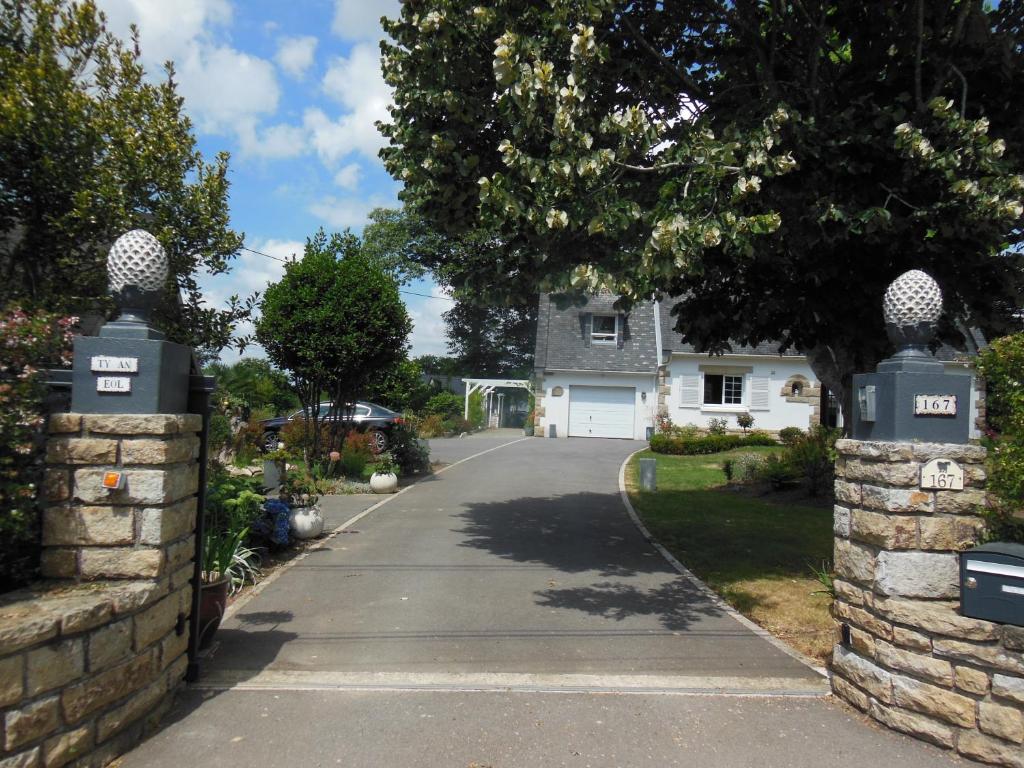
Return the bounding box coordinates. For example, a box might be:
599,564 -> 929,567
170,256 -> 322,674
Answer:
850,509 -> 916,549
80,549 -> 163,580
4,696 -> 60,751
832,646 -> 893,703
88,618 -> 133,673
45,438 -> 117,465
833,579 -> 865,607
164,536 -> 194,575
74,464 -> 197,506
832,675 -> 870,711
834,505 -> 851,538
836,440 -> 913,461
26,638 -> 85,696
43,725 -> 92,768
95,677 -> 167,744
876,640 -> 953,686
45,591 -> 114,635
845,459 -> 921,486
934,639 -> 1024,676
42,506 -> 133,547
873,597 -> 1000,641
958,730 -> 1024,768
892,626 -> 932,653
1005,626 -> 1024,652
0,605 -> 59,656
0,654 -> 24,707
120,436 -> 200,466
42,470 -> 70,502
61,650 -> 157,724
908,442 -> 988,463
138,498 -> 196,546
892,674 -> 975,727
875,551 -> 959,599
979,702 -> 1024,744
954,665 -> 991,696
835,601 -> 893,641
934,488 -> 988,516
993,674 -> 1024,707
159,624 -> 189,671
82,414 -> 179,435
39,548 -> 77,579
134,595 -> 181,652
107,581 -> 168,615
918,515 -> 986,551
48,413 -> 81,434
860,485 -> 934,514
868,700 -> 954,749
834,538 -> 876,585
835,480 -> 862,505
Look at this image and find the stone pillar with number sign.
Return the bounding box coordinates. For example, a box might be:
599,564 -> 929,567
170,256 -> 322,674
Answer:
830,271 -> 1024,768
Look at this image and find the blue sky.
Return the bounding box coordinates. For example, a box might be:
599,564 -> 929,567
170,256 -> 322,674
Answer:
94,0 -> 451,361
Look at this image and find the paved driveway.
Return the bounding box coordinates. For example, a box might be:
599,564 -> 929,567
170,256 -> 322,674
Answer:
123,437 -> 966,767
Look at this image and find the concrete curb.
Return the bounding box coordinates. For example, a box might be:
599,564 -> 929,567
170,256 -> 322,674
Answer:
617,448 -> 830,680
224,437 -> 531,622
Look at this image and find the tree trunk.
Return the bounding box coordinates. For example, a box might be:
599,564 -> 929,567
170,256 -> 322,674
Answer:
805,344 -> 859,433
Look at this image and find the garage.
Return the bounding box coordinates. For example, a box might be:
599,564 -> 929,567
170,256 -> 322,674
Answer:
568,386 -> 636,439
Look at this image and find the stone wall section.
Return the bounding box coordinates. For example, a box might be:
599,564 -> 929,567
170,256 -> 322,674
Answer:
831,439 -> 1024,767
0,414 -> 200,768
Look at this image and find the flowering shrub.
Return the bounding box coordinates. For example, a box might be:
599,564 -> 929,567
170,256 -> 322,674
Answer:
1,307 -> 75,591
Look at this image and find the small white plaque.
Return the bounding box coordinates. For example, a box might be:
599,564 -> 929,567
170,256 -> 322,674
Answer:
920,458 -> 964,491
91,356 -> 139,373
914,394 -> 957,417
96,376 -> 131,394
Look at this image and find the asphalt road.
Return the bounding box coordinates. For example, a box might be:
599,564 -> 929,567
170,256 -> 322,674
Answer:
122,435 -> 969,767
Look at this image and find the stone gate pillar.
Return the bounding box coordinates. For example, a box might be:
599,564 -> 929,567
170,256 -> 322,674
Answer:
830,271 -> 1024,766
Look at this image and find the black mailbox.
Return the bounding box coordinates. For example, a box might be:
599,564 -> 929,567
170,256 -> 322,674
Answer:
960,542 -> 1024,626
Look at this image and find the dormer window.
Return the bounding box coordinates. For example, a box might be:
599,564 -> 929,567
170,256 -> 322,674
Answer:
591,314 -> 618,344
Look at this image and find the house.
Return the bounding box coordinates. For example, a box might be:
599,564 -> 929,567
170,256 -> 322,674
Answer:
531,293 -> 836,440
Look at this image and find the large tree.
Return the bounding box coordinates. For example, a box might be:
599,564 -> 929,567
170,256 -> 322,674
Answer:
0,0 -> 250,356
381,1 -> 1024,415
255,230 -> 412,460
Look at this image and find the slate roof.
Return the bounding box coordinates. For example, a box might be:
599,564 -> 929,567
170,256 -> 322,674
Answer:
657,297 -> 805,357
534,294 -> 660,373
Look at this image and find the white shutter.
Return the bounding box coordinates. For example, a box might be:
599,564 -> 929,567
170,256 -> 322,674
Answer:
750,375 -> 770,411
677,374 -> 700,408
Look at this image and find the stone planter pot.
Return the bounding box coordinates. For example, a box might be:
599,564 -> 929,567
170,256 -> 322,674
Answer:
370,472 -> 398,494
263,459 -> 284,490
289,505 -> 324,539
198,575 -> 230,649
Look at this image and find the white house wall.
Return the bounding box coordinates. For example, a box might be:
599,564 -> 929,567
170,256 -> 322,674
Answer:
539,371 -> 657,440
666,355 -> 818,432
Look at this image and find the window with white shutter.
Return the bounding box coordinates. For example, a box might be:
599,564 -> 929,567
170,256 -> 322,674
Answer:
677,374 -> 700,408
750,375 -> 771,411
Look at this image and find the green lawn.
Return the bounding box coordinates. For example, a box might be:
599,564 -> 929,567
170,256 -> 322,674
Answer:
626,447 -> 835,662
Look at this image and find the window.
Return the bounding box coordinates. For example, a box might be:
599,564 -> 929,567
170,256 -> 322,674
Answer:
704,374 -> 743,405
591,314 -> 617,344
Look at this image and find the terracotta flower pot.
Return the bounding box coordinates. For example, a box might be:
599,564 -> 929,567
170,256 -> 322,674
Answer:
198,576 -> 230,649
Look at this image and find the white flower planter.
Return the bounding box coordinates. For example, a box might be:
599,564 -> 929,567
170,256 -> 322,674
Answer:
370,472 -> 398,494
289,505 -> 324,539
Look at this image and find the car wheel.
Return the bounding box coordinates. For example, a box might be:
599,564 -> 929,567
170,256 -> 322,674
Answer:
369,430 -> 388,453
262,431 -> 280,453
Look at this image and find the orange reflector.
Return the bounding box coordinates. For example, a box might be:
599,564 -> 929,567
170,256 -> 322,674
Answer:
101,471 -> 124,490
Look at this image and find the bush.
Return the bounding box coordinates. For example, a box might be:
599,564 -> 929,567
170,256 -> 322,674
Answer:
388,423 -> 431,475
785,425 -> 840,496
338,431 -> 376,478
722,458 -> 735,482
0,307 -> 75,592
233,419 -> 267,465
208,413 -> 232,456
757,453 -> 801,489
778,426 -> 805,446
736,413 -> 754,433
467,389 -> 485,429
706,417 -> 729,435
650,432 -> 776,455
735,452 -> 768,483
977,334 -> 1024,543
277,418 -> 319,459
417,414 -> 447,438
425,391 -> 463,420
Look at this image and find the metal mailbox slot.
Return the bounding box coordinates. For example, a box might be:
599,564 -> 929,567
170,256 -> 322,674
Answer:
960,542 -> 1024,626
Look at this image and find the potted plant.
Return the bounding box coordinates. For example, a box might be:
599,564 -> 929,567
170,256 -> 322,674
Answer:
262,445 -> 289,490
199,527 -> 260,648
282,471 -> 324,539
370,452 -> 399,494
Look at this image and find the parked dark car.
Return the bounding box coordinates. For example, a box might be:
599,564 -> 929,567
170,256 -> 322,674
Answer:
260,401 -> 403,453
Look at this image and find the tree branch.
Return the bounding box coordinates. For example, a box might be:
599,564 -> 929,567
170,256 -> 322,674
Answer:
619,13 -> 711,103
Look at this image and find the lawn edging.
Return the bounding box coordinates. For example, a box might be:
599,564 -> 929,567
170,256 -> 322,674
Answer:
618,448 -> 829,679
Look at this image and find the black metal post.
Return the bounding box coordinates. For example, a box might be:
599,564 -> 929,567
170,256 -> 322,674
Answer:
186,374 -> 215,682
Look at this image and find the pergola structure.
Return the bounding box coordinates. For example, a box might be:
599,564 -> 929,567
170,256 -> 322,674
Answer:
462,378 -> 531,425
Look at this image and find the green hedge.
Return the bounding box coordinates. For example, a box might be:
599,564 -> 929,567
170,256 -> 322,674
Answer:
650,431 -> 777,455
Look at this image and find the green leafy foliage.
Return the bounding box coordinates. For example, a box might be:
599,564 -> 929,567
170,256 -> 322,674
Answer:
784,426 -> 841,497
425,391 -> 463,420
364,357 -> 432,413
255,229 -> 412,462
388,423 -> 432,476
778,427 -> 806,446
650,432 -> 777,455
0,307 -> 74,591
206,359 -> 298,418
467,390 -> 485,429
381,2 -> 1024,415
0,0 -> 250,355
706,417 -> 729,436
736,413 -> 754,433
977,334 -> 1024,543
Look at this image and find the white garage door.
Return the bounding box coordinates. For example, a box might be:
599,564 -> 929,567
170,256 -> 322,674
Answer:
568,386 -> 636,439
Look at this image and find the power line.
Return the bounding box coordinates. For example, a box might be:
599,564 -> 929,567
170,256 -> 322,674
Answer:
241,245 -> 455,302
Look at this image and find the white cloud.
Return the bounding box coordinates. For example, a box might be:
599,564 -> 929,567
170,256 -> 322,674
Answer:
275,35 -> 317,79
237,121 -> 308,160
331,0 -> 399,41
407,284 -> 453,357
308,195 -> 385,230
96,0 -> 280,135
333,162 -> 362,190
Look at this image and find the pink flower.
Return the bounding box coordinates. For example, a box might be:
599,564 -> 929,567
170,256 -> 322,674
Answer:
329,451 -> 341,462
